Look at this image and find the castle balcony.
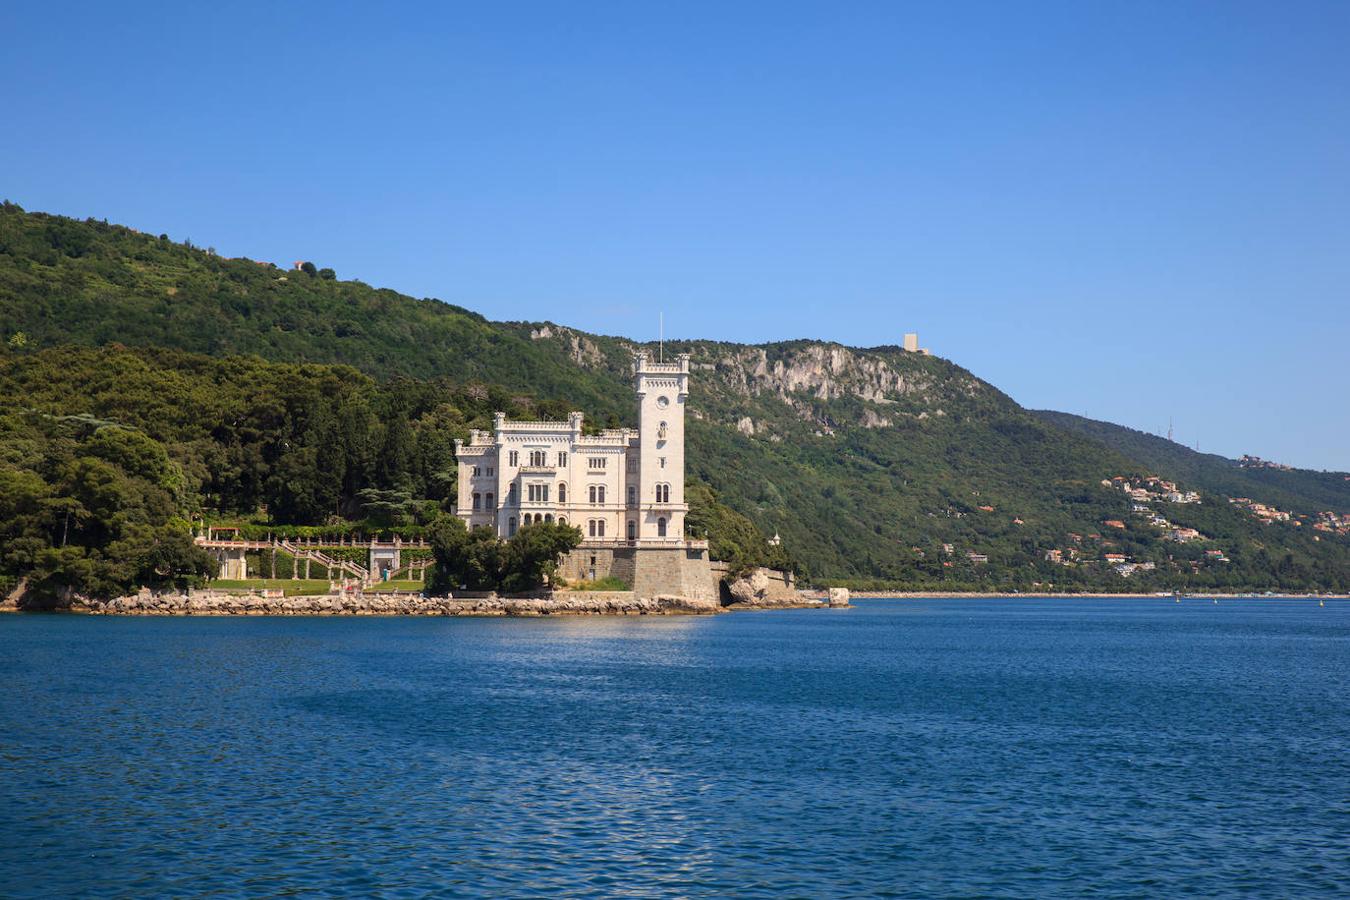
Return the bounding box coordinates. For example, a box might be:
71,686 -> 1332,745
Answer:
576,538 -> 709,551
516,465 -> 557,476
637,502 -> 690,513
515,501 -> 559,512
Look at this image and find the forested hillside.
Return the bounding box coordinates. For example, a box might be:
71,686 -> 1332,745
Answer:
2,202 -> 1347,595
1035,411 -> 1350,512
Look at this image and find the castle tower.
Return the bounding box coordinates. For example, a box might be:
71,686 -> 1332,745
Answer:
633,350 -> 689,541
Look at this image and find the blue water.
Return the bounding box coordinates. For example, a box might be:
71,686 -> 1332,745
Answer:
2,599 -> 1348,898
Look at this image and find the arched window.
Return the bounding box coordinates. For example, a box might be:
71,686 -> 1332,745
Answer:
657,517 -> 667,537
597,485 -> 606,504
558,483 -> 567,503
596,519 -> 605,537
656,484 -> 670,503
627,520 -> 636,540
558,517 -> 567,526
530,450 -> 547,466
588,520 -> 596,538
472,492 -> 481,511
588,485 -> 597,504
544,514 -> 553,524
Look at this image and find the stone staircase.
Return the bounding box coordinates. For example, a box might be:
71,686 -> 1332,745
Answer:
279,540 -> 371,584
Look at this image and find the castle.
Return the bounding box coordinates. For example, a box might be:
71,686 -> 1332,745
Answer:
454,352 -> 717,599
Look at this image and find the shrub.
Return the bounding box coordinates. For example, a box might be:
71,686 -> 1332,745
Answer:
566,576 -> 630,591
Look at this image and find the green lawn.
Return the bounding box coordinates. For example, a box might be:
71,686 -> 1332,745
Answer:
210,579 -> 333,596
366,580 -> 427,593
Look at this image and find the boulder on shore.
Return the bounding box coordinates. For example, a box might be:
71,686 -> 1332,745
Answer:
723,567 -> 824,609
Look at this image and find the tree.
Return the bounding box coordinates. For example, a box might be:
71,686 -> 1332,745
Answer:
500,521 -> 582,593
300,261 -> 317,276
136,524 -> 215,589
357,488 -> 417,527
427,518 -> 581,595
318,268 -> 336,280
428,518 -> 507,593
265,446 -> 338,524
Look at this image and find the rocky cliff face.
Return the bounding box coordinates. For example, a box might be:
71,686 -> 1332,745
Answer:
523,325 -> 991,435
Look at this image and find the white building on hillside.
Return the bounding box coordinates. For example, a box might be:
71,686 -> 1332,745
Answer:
454,351 -> 690,544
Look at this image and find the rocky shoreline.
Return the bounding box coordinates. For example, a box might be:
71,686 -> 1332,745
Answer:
74,590 -> 722,616
0,566 -> 849,616
36,584 -> 839,617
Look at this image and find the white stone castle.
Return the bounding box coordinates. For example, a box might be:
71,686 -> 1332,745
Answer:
455,352 -> 715,596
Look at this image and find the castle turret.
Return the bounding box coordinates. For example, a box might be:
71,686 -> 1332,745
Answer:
633,351 -> 689,541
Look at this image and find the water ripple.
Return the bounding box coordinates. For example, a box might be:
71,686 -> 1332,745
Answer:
1,599 -> 1348,897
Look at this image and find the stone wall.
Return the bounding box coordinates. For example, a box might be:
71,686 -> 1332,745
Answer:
560,546 -> 634,585
559,544 -> 717,602
80,588 -> 721,616
631,546 -> 719,603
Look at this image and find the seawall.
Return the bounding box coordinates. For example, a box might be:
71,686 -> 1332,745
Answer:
76,589 -> 723,617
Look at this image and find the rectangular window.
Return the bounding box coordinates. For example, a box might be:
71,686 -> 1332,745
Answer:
472,466 -> 481,477
627,486 -> 637,507
509,451 -> 518,466
589,457 -> 606,470
588,520 -> 596,537
558,451 -> 567,467
627,457 -> 637,473
486,467 -> 494,476
472,493 -> 481,511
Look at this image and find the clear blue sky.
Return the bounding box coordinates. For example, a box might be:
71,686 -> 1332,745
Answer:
5,1 -> 1348,469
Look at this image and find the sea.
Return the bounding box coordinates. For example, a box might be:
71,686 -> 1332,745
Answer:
1,598 -> 1347,898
